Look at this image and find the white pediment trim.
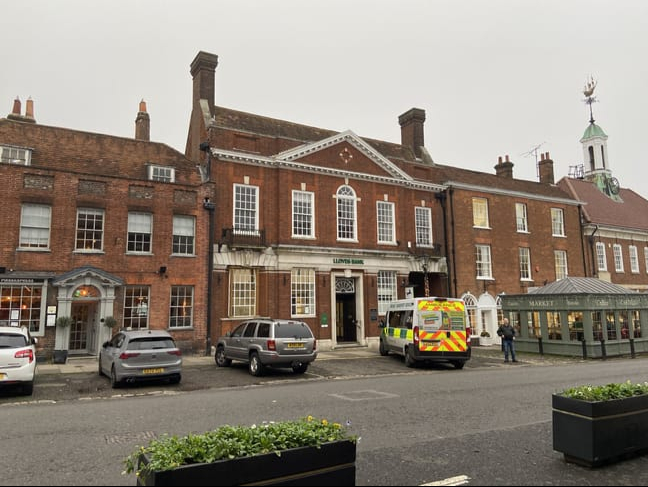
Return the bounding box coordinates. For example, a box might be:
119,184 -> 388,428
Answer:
275,130 -> 413,181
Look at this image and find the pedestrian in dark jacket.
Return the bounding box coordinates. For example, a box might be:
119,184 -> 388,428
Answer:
497,318 -> 518,363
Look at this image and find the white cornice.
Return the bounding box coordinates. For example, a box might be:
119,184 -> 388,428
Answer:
446,181 -> 582,206
212,147 -> 445,193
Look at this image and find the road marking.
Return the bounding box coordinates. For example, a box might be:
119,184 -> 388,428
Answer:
421,475 -> 470,486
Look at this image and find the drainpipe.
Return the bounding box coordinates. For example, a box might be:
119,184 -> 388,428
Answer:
435,189 -> 451,296
586,218 -> 599,278
448,187 -> 458,297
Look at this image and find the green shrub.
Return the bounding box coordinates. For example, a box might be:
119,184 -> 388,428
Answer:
123,416 -> 356,479
559,380 -> 648,402
55,316 -> 73,328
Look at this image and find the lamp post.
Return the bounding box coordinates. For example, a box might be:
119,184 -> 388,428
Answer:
421,254 -> 431,297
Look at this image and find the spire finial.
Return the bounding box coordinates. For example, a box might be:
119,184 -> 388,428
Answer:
582,75 -> 598,124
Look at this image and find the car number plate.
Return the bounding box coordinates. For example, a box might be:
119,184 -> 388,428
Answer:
143,368 -> 164,374
0,373 -> 6,380
287,343 -> 304,349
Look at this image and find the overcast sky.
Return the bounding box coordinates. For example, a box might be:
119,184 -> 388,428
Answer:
4,0 -> 648,197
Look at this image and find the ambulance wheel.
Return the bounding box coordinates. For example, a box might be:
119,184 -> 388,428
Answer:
452,360 -> 465,370
379,340 -> 389,356
404,347 -> 416,367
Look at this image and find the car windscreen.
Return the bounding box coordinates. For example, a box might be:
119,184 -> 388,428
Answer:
0,333 -> 28,348
126,337 -> 176,350
274,323 -> 313,339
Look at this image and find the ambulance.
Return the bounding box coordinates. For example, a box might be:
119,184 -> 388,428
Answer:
378,297 -> 471,368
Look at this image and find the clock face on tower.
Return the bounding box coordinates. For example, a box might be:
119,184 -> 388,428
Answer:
607,177 -> 620,195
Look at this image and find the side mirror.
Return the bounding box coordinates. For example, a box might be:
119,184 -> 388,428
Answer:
102,341 -> 110,348
378,320 -> 386,328
225,331 -> 232,337
31,337 -> 38,345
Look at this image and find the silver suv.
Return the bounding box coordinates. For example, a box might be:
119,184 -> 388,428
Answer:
215,319 -> 317,376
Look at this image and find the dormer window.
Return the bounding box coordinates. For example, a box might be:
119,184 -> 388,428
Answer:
1,145 -> 31,165
148,164 -> 175,183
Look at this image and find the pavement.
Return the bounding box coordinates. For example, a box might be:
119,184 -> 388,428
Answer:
36,344 -> 576,375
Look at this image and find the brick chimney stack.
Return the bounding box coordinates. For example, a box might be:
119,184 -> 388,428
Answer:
135,99 -> 150,141
186,51 -> 219,162
398,108 -> 426,159
494,154 -> 514,178
7,96 -> 36,123
538,152 -> 555,184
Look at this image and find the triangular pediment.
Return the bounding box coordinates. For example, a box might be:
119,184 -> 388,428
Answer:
52,266 -> 124,287
275,130 -> 413,181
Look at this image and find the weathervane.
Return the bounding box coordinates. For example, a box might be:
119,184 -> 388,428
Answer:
582,75 -> 598,124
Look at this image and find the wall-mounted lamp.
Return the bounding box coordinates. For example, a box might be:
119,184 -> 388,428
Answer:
158,266 -> 168,277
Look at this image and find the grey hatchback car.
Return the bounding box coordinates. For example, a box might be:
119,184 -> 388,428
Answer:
98,329 -> 182,388
215,319 -> 317,376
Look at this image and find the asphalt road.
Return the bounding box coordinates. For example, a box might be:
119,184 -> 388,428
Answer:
0,346 -> 580,404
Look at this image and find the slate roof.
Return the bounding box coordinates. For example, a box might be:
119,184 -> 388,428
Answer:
558,177 -> 648,231
528,277 -> 636,295
212,106 -> 578,201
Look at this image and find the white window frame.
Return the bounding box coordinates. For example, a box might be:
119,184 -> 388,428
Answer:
596,242 -> 607,272
613,244 -> 624,273
127,212 -> 153,254
551,208 -> 565,237
472,198 -> 489,228
376,201 -> 396,244
229,268 -> 257,318
292,190 -> 315,239
1,145 -> 31,165
123,286 -> 150,330
75,208 -> 104,252
415,207 -> 433,247
555,250 -> 568,280
519,247 -> 532,281
148,165 -> 175,183
377,271 -> 397,315
336,185 -> 358,241
475,244 -> 492,279
172,215 -> 195,255
19,204 -> 51,249
291,269 -> 316,317
629,245 -> 639,273
0,282 -> 45,335
169,285 -> 193,328
515,203 -> 528,233
233,184 -> 259,234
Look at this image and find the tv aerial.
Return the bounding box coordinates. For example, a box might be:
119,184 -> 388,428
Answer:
520,142 -> 546,178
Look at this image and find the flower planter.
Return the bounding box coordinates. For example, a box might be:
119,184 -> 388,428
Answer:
136,439 -> 356,486
552,393 -> 648,467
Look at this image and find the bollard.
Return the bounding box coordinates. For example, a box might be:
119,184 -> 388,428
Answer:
581,338 -> 587,360
537,336 -> 544,356
630,338 -> 636,359
600,338 -> 606,360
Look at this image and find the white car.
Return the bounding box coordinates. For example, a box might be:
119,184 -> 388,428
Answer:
0,326 -> 38,396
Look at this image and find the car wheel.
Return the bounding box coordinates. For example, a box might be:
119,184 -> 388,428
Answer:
404,347 -> 416,368
249,352 -> 264,377
110,367 -> 121,388
292,362 -> 309,374
379,339 -> 389,356
215,346 -> 232,367
22,381 -> 34,396
452,360 -> 465,370
170,374 -> 181,385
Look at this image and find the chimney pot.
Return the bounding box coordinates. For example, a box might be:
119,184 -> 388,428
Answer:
11,96 -> 21,115
505,154 -> 510,163
498,156 -> 502,164
25,97 -> 34,119
139,99 -> 147,113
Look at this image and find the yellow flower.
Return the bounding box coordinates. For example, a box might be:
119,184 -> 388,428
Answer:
307,415 -> 314,422
321,419 -> 328,426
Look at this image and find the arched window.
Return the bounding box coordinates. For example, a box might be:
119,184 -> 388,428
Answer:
462,293 -> 478,336
588,146 -> 595,171
336,185 -> 357,241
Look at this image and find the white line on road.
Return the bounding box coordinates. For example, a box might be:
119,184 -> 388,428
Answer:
420,475 -> 470,486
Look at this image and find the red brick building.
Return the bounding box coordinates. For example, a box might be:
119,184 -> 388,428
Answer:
186,51 -> 584,349
0,98 -> 212,360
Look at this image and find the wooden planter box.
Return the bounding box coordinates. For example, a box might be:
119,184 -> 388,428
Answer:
136,439 -> 356,486
552,393 -> 648,467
